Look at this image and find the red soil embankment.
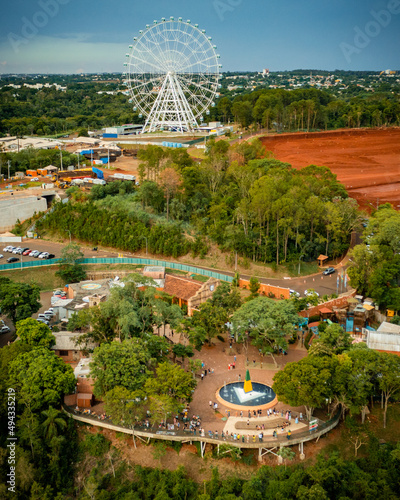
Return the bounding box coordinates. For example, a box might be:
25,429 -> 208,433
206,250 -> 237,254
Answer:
260,128 -> 400,209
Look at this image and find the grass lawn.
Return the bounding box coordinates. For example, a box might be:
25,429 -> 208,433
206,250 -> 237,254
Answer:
0,265 -> 63,291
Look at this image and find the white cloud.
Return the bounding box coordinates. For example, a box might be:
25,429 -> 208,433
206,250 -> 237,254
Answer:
0,35 -> 127,73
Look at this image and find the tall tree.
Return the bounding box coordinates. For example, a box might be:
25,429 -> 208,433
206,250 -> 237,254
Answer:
0,277 -> 41,325
377,352 -> 400,428
16,318 -> 55,349
55,242 -> 86,284
273,355 -> 336,419
157,167 -> 183,221
90,339 -> 152,397
41,407 -> 67,440
232,297 -> 298,366
8,348 -> 75,412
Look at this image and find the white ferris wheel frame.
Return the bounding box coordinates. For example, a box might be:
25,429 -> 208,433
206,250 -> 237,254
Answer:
123,17 -> 221,133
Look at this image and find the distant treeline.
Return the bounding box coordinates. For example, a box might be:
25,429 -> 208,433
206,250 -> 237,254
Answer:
216,87 -> 400,130
1,81 -> 399,137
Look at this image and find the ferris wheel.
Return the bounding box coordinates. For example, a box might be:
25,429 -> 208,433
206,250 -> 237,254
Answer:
123,17 -> 221,133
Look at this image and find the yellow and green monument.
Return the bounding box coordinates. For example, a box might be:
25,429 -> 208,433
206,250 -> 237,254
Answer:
243,369 -> 253,393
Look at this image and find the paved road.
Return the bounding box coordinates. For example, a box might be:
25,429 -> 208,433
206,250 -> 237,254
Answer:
1,238 -> 350,298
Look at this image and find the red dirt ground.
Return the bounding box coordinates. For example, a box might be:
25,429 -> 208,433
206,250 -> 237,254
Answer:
260,128 -> 400,210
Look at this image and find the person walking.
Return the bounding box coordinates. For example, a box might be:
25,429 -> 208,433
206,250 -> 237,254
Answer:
287,430 -> 291,440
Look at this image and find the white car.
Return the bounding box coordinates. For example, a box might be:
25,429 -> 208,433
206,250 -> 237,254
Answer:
3,246 -> 13,252
37,318 -> 49,325
0,254 -> 3,259
30,250 -> 41,258
38,252 -> 50,259
304,289 -> 320,297
44,310 -> 55,317
0,325 -> 10,334
12,247 -> 22,254
290,289 -> 300,297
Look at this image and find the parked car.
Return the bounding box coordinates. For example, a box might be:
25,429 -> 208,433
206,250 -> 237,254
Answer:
37,318 -> 49,325
38,313 -> 52,321
44,310 -> 55,317
45,253 -> 55,259
7,257 -> 19,263
322,267 -> 335,276
0,254 -> 3,259
22,249 -> 31,255
38,252 -> 50,259
18,247 -> 29,254
289,289 -> 300,297
33,251 -> 42,258
0,325 -> 10,334
3,246 -> 13,252
6,247 -> 16,253
12,247 -> 22,254
29,250 -> 39,257
304,289 -> 320,297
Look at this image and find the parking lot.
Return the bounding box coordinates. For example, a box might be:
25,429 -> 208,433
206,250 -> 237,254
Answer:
1,244 -> 56,263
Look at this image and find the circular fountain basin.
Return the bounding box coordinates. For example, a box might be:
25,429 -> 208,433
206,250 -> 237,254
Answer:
216,382 -> 278,411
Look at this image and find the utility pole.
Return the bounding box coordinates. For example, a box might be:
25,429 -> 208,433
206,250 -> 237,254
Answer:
60,145 -> 63,171
8,160 -> 10,180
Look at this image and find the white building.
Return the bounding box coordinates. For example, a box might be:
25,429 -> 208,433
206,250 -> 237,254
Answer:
365,321 -> 400,354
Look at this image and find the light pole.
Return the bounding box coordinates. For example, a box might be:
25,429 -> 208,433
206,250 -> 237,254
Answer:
298,255 -> 304,275
60,144 -> 63,171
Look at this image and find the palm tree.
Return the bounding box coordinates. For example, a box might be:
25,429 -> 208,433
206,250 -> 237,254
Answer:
41,407 -> 67,441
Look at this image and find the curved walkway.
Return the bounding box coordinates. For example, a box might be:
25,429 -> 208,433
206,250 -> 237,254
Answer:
63,405 -> 340,460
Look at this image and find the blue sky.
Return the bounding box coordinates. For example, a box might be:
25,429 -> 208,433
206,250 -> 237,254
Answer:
0,0 -> 399,74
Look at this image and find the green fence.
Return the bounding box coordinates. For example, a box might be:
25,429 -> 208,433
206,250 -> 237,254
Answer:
0,257 -> 233,282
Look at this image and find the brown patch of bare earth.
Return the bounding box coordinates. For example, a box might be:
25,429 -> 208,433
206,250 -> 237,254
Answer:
260,128 -> 400,210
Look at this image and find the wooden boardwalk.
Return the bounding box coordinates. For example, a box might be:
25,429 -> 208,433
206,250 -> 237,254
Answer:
63,406 -> 340,461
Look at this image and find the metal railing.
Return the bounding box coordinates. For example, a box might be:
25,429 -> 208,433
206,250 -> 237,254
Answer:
63,405 -> 341,450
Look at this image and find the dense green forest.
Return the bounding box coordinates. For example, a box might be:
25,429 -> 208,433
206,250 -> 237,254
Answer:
1,72 -> 399,136
348,205 -> 400,309
221,87 -> 400,130
36,141 -> 363,266
0,276 -> 195,499
0,83 -> 141,136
